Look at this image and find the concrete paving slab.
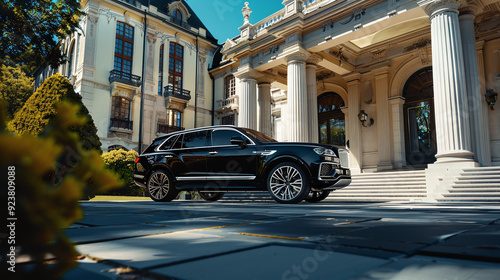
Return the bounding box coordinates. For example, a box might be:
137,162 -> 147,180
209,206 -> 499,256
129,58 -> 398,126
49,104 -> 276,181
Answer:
333,224 -> 480,245
151,244 -> 390,280
352,256 -> 500,280
76,232 -> 266,270
315,236 -> 427,255
218,216 -> 376,239
63,258 -> 118,280
66,224 -> 176,244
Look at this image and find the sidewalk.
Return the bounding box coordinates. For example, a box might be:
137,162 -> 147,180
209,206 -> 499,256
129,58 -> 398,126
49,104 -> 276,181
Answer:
64,201 -> 500,279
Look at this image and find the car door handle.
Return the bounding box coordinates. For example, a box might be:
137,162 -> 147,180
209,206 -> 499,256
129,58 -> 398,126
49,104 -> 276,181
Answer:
209,151 -> 218,155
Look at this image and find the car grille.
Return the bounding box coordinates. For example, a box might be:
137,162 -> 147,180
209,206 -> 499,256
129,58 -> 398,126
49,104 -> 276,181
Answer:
319,163 -> 337,177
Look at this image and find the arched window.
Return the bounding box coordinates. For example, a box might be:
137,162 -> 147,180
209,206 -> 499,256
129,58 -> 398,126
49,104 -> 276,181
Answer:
224,75 -> 235,99
318,92 -> 345,146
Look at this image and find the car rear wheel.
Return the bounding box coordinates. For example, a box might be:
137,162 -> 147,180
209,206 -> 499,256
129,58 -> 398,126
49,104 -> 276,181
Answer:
147,170 -> 178,202
305,190 -> 331,203
267,162 -> 310,204
198,191 -> 225,202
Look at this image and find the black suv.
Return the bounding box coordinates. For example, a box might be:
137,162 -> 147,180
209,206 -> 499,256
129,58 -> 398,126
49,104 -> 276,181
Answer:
134,126 -> 351,204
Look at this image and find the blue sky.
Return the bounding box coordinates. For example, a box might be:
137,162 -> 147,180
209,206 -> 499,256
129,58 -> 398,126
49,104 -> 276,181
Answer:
187,0 -> 284,43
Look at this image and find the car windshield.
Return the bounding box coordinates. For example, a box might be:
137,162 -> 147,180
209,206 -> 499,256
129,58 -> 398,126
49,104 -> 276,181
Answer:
240,128 -> 278,143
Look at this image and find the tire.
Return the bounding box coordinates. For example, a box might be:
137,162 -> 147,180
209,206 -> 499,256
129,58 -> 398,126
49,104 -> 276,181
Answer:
198,191 -> 225,202
267,162 -> 310,204
305,190 -> 331,203
147,170 -> 178,202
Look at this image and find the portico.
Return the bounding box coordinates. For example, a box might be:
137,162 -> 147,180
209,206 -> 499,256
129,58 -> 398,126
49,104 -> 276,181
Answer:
209,0 -> 500,200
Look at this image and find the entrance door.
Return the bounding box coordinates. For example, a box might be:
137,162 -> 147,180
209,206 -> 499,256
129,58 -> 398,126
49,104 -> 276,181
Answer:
318,92 -> 346,147
403,67 -> 437,166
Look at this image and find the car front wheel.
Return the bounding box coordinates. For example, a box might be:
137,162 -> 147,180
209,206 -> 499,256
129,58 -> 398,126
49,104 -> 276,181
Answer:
199,191 -> 225,202
267,162 -> 310,204
147,170 -> 178,202
305,190 -> 331,203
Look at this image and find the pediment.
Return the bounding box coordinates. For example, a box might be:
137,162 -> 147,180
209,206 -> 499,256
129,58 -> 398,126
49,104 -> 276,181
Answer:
167,1 -> 191,20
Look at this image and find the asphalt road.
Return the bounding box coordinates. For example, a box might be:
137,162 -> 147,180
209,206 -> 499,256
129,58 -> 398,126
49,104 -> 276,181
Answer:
65,200 -> 500,280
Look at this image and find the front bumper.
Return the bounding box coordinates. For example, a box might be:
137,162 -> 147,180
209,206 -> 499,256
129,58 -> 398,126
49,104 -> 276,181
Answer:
313,162 -> 352,190
133,174 -> 147,188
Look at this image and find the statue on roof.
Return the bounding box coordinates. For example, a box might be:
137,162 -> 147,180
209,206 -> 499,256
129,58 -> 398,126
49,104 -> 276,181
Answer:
242,2 -> 252,24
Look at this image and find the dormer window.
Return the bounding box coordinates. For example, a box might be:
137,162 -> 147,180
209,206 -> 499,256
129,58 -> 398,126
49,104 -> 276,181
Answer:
173,9 -> 182,22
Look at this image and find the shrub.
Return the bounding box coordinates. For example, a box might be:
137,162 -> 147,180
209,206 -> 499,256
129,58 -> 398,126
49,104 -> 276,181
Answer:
101,149 -> 143,196
0,102 -> 120,279
8,73 -> 102,153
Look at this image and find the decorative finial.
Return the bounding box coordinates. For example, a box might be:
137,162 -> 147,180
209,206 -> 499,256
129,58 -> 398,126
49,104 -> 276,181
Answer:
242,2 -> 252,24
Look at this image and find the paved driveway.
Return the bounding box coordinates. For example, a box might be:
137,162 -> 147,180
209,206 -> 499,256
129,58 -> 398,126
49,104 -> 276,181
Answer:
65,201 -> 500,280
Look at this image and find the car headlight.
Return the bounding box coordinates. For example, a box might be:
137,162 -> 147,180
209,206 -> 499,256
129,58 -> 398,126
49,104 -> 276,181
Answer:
313,148 -> 336,156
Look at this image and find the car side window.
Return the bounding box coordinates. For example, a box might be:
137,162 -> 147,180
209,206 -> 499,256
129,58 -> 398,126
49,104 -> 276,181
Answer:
171,134 -> 184,150
211,129 -> 246,146
183,130 -> 208,148
158,135 -> 178,151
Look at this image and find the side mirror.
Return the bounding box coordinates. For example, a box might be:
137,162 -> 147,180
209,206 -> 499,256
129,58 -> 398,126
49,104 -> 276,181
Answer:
230,137 -> 247,148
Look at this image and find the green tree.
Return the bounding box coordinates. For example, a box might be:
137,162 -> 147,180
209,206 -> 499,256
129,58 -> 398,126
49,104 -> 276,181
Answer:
0,101 -> 120,279
8,73 -> 102,152
101,149 -> 143,196
0,64 -> 34,119
0,0 -> 83,73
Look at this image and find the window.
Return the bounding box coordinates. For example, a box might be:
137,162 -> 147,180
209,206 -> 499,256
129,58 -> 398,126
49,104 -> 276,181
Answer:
221,114 -> 235,125
166,109 -> 182,127
173,9 -> 183,22
68,42 -> 75,77
172,134 -> 183,149
114,22 -> 134,74
318,92 -> 345,146
159,135 -> 179,151
158,44 -> 164,96
111,97 -> 131,120
169,42 -> 183,90
224,75 -> 236,99
211,129 -> 244,146
183,131 -> 208,148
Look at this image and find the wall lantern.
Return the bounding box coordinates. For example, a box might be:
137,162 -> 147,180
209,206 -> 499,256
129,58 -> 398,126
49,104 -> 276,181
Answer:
358,110 -> 374,127
485,89 -> 498,110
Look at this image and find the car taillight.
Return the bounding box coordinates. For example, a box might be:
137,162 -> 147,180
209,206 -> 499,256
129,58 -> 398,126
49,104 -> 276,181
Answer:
135,157 -> 140,163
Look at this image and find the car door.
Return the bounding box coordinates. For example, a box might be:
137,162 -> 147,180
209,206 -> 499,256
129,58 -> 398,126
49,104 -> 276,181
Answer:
169,130 -> 210,181
206,128 -> 258,181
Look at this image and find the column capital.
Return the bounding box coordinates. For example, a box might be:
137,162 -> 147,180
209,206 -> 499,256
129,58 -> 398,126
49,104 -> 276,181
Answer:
344,73 -> 362,84
459,2 -> 482,17
234,65 -> 262,80
389,96 -> 406,105
286,50 -> 310,63
372,65 -> 391,78
423,0 -> 460,18
306,54 -> 323,65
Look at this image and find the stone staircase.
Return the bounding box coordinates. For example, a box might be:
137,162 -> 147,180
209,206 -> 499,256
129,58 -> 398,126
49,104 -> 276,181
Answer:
438,167 -> 500,202
326,170 -> 428,202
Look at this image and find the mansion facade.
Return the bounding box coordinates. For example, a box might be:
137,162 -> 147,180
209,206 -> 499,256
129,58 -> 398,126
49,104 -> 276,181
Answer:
35,0 -> 218,152
209,0 -> 500,195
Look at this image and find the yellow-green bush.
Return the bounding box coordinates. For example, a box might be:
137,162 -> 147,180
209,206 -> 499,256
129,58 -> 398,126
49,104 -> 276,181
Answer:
0,102 -> 120,279
101,149 -> 143,196
8,73 -> 102,153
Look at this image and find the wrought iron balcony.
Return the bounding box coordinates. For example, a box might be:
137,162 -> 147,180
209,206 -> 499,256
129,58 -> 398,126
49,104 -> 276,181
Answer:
157,124 -> 184,134
164,85 -> 191,101
109,70 -> 141,87
110,118 -> 133,131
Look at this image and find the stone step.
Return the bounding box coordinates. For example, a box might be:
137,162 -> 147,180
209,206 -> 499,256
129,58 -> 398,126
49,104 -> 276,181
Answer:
455,175 -> 500,181
352,177 -> 426,183
459,171 -> 500,176
436,197 -> 500,202
329,192 -> 426,197
454,180 -> 500,185
462,167 -> 500,172
325,197 -> 413,202
451,183 -> 500,188
448,188 -> 500,193
443,192 -> 500,197
338,185 -> 426,190
350,182 -> 426,187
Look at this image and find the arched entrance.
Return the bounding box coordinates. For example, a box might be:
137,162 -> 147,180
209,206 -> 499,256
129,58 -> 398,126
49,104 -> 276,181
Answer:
403,67 -> 436,166
318,92 -> 346,147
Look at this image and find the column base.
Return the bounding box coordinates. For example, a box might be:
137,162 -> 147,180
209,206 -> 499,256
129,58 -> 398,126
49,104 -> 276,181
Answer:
377,161 -> 393,172
424,160 -> 479,202
435,150 -> 475,164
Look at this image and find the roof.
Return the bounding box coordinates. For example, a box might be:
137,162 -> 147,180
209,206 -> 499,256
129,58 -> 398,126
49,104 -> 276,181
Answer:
136,0 -> 218,43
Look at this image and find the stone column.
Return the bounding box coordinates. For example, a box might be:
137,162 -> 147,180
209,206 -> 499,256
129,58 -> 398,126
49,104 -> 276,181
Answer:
306,55 -> 322,143
426,0 -> 474,164
476,41 -> 492,165
459,8 -> 487,166
389,97 -> 406,169
239,77 -> 257,130
345,74 -> 362,173
287,54 -> 309,142
374,66 -> 393,170
257,82 -> 272,136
